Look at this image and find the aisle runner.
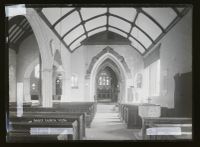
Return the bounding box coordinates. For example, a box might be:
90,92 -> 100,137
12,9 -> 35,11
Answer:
85,104 -> 139,140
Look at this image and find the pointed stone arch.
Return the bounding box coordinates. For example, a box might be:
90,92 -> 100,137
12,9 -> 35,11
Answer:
86,46 -> 132,102
86,46 -> 131,79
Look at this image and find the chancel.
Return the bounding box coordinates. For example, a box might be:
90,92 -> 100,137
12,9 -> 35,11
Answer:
6,4 -> 192,142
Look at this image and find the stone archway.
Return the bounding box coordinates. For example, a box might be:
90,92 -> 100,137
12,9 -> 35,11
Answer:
25,8 -> 54,107
95,59 -> 121,103
23,58 -> 39,103
86,46 -> 132,102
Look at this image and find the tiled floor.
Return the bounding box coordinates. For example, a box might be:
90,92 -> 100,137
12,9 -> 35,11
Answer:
85,104 -> 141,140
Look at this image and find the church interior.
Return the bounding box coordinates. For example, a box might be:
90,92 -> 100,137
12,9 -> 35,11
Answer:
6,5 -> 192,141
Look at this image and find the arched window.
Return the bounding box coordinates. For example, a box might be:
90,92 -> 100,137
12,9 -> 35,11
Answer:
34,64 -> 40,79
71,74 -> 78,88
30,64 -> 40,101
98,71 -> 111,86
56,74 -> 62,95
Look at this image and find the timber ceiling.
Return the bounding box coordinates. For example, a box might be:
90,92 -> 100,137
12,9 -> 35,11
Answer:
8,5 -> 191,55
8,15 -> 33,51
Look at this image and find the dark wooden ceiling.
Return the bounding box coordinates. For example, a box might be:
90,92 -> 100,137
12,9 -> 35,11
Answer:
8,16 -> 33,52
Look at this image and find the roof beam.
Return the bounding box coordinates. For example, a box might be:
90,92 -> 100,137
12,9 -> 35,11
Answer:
68,33 -> 85,47
52,8 -> 77,28
9,20 -> 27,41
137,8 -> 165,32
77,8 -> 88,37
88,25 -> 106,34
127,9 -> 139,38
9,27 -> 23,42
36,9 -> 72,53
134,25 -> 154,43
143,7 -> 191,56
62,13 -> 106,39
108,12 -> 154,43
106,8 -> 109,31
61,22 -> 82,40
69,25 -> 107,47
108,25 -> 147,51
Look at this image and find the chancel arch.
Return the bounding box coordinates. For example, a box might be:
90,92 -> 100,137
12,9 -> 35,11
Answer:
95,59 -> 122,103
87,46 -> 131,102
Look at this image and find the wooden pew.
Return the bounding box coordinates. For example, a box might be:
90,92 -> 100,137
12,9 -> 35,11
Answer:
9,111 -> 85,140
7,120 -> 78,142
53,102 -> 97,121
118,103 -> 142,129
142,117 -> 192,140
9,102 -> 97,127
10,107 -> 92,128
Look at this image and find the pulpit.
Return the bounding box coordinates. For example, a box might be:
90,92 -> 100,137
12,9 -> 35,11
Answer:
138,103 -> 161,118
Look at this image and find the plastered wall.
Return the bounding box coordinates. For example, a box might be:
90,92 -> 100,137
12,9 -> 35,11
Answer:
149,9 -> 192,108
70,45 -> 144,101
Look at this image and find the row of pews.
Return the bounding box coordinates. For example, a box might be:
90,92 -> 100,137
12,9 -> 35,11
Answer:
118,103 -> 142,129
7,102 -> 97,142
119,103 -> 192,140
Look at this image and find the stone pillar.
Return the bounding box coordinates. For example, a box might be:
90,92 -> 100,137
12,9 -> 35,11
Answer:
23,78 -> 31,102
9,49 -> 17,102
9,65 -> 17,102
41,68 -> 53,107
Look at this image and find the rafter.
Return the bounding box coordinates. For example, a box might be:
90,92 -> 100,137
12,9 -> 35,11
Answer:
52,8 -> 77,28
69,25 -> 107,47
68,33 -> 85,47
127,9 -> 139,38
106,8 -> 109,31
62,13 -> 106,40
108,13 -> 154,43
137,8 -> 165,32
134,25 -> 154,43
36,9 -> 72,53
9,20 -> 27,41
143,7 -> 191,56
38,6 -> 191,55
77,8 -> 88,37
61,23 -> 82,40
109,25 -> 147,51
87,25 -> 107,35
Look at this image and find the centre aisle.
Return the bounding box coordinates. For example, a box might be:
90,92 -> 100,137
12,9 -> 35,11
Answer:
85,103 -> 139,140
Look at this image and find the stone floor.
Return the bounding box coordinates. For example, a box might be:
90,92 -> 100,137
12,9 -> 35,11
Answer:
85,103 -> 141,140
